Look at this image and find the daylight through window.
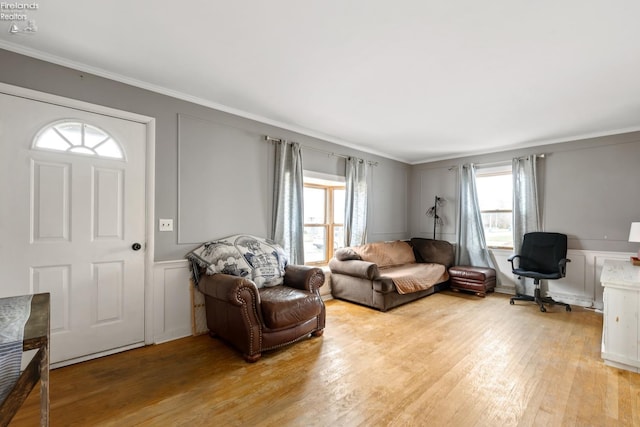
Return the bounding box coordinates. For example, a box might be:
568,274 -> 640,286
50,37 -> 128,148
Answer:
33,121 -> 124,159
303,178 -> 344,265
476,165 -> 513,248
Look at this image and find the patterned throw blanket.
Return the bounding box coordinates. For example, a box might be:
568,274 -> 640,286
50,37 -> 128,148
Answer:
186,234 -> 288,288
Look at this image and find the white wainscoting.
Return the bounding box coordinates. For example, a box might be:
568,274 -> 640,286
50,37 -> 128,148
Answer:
152,260 -> 192,343
491,249 -> 634,310
152,251 -> 632,343
319,266 -> 333,299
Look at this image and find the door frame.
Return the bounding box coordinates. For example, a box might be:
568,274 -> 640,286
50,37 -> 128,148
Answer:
0,81 -> 157,347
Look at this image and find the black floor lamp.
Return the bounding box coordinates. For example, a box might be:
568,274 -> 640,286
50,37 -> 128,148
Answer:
426,196 -> 445,239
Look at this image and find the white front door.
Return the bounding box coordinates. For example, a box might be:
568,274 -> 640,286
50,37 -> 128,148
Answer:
0,92 -> 147,365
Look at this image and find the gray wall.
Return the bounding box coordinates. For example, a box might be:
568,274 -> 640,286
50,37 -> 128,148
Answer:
0,49 -> 411,261
3,48 -> 638,259
409,131 -> 640,253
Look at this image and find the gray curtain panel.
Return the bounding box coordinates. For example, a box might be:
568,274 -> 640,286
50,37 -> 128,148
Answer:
456,163 -> 495,268
512,154 -> 541,295
512,154 -> 541,252
344,157 -> 369,247
271,141 -> 305,264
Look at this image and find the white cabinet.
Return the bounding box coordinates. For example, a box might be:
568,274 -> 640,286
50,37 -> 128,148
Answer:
600,259 -> 640,372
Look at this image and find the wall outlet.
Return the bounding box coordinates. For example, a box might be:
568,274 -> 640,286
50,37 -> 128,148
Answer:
159,219 -> 173,232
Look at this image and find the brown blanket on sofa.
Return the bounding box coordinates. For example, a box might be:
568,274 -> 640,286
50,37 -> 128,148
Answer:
380,263 -> 448,294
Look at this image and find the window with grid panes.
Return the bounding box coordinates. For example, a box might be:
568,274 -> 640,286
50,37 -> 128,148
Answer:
476,164 -> 514,249
303,184 -> 345,265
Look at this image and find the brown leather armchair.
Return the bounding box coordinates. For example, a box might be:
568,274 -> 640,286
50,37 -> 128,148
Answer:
198,264 -> 326,362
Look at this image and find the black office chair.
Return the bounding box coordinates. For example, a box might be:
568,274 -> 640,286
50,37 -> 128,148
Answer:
508,232 -> 572,312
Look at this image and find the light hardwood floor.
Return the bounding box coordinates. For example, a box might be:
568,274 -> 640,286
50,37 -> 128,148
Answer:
11,291 -> 640,426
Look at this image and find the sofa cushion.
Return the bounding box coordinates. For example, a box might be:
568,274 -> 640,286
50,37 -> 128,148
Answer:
410,238 -> 455,268
353,240 -> 416,268
380,263 -> 448,294
259,286 -> 323,330
186,234 -> 288,288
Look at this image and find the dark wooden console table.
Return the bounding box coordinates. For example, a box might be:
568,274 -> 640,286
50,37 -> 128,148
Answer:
0,293 -> 50,426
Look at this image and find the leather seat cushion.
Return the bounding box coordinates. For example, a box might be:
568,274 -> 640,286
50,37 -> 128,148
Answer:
449,265 -> 496,282
259,286 -> 322,330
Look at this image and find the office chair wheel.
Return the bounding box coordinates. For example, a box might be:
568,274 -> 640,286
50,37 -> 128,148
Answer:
510,299 -> 514,305
540,306 -> 546,312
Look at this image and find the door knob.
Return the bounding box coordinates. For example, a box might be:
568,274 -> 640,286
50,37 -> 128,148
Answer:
132,243 -> 142,251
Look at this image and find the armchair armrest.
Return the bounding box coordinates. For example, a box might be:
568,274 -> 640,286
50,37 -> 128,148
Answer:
328,258 -> 380,280
198,273 -> 260,307
284,265 -> 325,293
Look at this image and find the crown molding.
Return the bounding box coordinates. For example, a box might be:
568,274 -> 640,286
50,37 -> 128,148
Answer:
3,41 -> 639,167
0,41 -> 407,164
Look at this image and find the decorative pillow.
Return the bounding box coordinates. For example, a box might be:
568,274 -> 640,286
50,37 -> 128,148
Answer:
334,247 -> 362,261
353,241 -> 416,268
186,234 -> 288,288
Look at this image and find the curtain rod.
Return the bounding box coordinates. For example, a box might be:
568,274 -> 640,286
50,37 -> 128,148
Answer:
264,135 -> 379,166
447,153 -> 547,170
477,153 -> 547,168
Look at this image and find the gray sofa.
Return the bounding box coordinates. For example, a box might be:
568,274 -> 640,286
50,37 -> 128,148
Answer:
329,238 -> 455,311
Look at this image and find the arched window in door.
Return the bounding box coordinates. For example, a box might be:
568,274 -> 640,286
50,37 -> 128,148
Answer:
33,120 -> 125,160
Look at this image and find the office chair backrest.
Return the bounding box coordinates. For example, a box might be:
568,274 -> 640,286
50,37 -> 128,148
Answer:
519,232 -> 568,274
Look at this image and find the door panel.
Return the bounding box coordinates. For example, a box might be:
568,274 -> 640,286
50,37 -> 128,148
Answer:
31,264 -> 71,333
93,167 -> 124,240
32,161 -> 71,242
0,92 -> 146,365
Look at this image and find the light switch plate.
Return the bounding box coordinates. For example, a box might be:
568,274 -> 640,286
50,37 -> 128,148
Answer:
159,219 -> 173,232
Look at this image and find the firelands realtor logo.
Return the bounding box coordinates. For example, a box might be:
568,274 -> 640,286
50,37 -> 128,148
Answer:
1,2 -> 39,34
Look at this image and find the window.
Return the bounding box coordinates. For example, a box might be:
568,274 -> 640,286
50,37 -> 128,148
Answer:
476,165 -> 513,248
33,121 -> 124,159
303,173 -> 345,265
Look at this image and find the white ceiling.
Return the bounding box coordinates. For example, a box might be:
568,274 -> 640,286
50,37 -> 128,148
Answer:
2,1 -> 640,164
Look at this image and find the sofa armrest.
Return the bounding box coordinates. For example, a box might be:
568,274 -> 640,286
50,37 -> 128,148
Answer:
198,273 -> 260,307
329,258 -> 380,280
284,265 -> 325,293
